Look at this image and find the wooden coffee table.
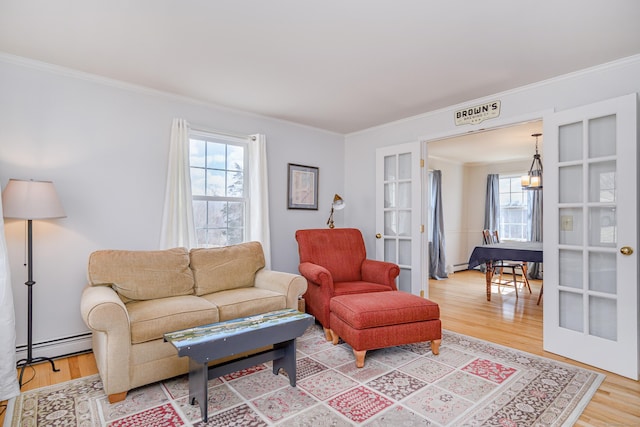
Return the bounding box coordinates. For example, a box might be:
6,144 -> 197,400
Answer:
164,309 -> 313,422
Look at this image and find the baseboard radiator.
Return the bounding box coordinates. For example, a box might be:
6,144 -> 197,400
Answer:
15,333 -> 93,361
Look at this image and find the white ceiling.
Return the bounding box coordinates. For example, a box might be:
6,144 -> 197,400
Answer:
428,120 -> 543,164
1,1 -> 640,136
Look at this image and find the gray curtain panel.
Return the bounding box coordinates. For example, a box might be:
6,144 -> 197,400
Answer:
429,170 -> 448,279
478,174 -> 500,272
528,190 -> 543,279
484,174 -> 500,232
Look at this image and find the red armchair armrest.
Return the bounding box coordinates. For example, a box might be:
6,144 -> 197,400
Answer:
298,261 -> 335,292
361,259 -> 400,289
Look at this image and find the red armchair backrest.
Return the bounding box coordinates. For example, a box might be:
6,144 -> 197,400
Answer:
295,228 -> 367,282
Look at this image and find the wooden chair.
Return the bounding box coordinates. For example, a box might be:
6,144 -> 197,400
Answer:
482,229 -> 532,298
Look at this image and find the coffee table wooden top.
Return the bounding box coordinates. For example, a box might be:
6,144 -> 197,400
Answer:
164,308 -> 312,350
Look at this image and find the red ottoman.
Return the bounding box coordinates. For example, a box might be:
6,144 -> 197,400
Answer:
329,291 -> 441,368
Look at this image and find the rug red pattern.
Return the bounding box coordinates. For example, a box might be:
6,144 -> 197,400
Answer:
108,403 -> 184,427
462,358 -> 517,384
328,386 -> 394,422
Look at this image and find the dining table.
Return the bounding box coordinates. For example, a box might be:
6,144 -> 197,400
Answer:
468,241 -> 543,301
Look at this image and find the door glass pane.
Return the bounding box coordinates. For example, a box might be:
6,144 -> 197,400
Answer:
384,211 -> 397,235
559,249 -> 582,289
589,296 -> 617,341
559,165 -> 582,203
398,239 -> 411,265
384,183 -> 396,208
384,239 -> 397,263
398,182 -> 411,208
384,155 -> 396,181
398,211 -> 411,236
559,122 -> 583,162
398,153 -> 411,179
589,207 -> 617,247
589,161 -> 616,203
589,115 -> 616,158
588,252 -> 616,294
559,291 -> 583,332
559,208 -> 583,245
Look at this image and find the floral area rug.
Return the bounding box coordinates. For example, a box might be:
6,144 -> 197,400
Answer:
9,325 -> 604,426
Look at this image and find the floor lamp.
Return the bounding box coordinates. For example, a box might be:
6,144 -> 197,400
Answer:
2,179 -> 66,386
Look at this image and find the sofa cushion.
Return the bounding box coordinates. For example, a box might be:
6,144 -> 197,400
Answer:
127,295 -> 219,344
200,288 -> 286,321
88,247 -> 194,301
190,242 -> 265,296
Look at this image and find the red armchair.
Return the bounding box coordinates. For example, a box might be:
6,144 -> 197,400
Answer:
295,228 -> 400,340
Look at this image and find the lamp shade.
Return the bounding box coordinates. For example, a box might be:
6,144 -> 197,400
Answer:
2,179 -> 66,220
332,194 -> 345,210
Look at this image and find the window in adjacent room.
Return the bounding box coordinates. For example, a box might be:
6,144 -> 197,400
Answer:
498,175 -> 529,241
189,131 -> 249,247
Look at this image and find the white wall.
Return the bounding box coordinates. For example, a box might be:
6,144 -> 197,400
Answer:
345,55 -> 640,259
0,55 -> 344,357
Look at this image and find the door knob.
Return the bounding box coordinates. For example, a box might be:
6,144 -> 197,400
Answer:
376,233 -> 382,239
620,246 -> 634,256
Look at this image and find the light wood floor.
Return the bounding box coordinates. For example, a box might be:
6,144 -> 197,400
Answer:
1,270 -> 639,426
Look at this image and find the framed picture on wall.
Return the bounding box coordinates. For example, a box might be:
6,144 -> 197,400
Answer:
287,163 -> 319,209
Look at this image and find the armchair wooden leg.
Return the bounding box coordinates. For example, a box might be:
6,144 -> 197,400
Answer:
329,329 -> 340,345
108,392 -> 127,403
323,327 -> 333,341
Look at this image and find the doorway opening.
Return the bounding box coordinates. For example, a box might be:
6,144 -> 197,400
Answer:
425,120 -> 543,278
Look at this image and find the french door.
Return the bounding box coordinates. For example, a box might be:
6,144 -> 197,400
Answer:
375,142 -> 425,296
543,93 -> 638,379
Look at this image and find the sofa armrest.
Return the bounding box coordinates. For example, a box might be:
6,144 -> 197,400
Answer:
80,285 -> 130,331
254,270 -> 308,310
80,285 -> 132,396
361,259 -> 400,289
298,262 -> 335,291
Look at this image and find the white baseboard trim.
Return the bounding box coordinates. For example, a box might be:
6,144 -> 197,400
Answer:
15,333 -> 92,361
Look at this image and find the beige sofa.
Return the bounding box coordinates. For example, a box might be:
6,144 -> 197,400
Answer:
80,241 -> 307,403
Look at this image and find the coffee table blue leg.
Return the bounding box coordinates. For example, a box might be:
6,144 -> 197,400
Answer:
188,358 -> 209,422
272,339 -> 297,386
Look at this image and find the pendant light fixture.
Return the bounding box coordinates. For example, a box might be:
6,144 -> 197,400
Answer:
521,133 -> 543,190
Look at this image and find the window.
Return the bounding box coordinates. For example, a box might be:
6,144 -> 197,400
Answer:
499,175 -> 529,241
189,131 -> 249,247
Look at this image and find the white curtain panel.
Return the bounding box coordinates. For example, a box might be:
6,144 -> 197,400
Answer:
160,118 -> 198,249
0,198 -> 20,400
249,134 -> 272,269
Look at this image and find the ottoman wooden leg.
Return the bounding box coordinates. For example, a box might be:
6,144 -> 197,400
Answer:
431,339 -> 442,355
353,350 -> 367,368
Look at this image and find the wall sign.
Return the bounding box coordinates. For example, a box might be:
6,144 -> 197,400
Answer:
455,100 -> 501,126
